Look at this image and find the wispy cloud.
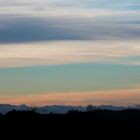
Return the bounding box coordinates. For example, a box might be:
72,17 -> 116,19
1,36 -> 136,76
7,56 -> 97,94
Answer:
0,41 -> 140,67
0,15 -> 140,43
0,0 -> 139,43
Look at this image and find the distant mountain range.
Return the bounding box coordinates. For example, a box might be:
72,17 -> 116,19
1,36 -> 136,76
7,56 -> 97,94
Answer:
0,104 -> 140,114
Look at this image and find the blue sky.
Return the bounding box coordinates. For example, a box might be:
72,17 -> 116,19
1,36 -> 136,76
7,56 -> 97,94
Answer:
0,63 -> 140,96
0,0 -> 140,106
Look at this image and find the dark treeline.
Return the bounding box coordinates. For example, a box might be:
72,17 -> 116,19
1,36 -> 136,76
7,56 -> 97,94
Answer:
0,109 -> 140,138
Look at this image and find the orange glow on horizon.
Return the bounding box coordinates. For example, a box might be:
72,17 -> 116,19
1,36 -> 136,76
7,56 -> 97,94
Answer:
0,88 -> 140,107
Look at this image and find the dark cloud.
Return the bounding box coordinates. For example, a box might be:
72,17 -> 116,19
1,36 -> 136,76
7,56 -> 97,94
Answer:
0,16 -> 88,44
0,16 -> 140,44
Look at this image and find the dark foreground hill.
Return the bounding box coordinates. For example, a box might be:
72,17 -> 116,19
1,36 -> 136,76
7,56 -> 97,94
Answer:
0,109 -> 140,139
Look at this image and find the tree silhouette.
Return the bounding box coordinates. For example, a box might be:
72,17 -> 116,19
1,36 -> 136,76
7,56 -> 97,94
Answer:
87,104 -> 94,112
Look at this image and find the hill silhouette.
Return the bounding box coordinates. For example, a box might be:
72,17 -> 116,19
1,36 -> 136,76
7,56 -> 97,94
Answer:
0,109 -> 140,138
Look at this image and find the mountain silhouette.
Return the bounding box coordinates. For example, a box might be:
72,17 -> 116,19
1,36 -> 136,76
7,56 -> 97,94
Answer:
0,104 -> 139,115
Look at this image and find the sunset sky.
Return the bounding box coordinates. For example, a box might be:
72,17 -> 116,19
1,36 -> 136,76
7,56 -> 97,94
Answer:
0,0 -> 140,106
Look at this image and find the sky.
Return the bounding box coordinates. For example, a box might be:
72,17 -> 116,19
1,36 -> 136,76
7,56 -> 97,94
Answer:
0,0 -> 140,106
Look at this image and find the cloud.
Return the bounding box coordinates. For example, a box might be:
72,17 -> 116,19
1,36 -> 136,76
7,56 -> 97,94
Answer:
0,0 -> 139,43
0,0 -> 140,11
0,15 -> 140,43
0,40 -> 140,67
0,16 -> 90,43
0,0 -> 139,66
0,0 -> 139,19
